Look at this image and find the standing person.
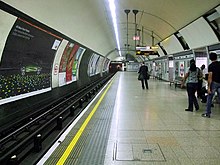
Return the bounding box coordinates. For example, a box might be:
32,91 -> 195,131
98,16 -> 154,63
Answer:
181,59 -> 200,112
202,52 -> 220,118
197,64 -> 205,98
138,62 -> 149,89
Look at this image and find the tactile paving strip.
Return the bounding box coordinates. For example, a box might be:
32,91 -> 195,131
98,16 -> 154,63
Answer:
55,78 -> 119,165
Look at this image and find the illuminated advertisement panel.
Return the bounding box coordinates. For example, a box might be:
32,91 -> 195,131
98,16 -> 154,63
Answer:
0,18 -> 62,105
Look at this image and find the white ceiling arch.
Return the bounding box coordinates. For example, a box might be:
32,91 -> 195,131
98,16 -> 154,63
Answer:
2,0 -> 220,60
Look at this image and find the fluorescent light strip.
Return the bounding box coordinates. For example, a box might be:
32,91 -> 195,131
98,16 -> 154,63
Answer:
108,0 -> 121,56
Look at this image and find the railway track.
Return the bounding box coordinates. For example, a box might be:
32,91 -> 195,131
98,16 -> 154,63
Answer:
0,73 -> 114,165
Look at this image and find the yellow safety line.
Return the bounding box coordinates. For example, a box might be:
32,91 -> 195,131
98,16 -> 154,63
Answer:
56,80 -> 113,165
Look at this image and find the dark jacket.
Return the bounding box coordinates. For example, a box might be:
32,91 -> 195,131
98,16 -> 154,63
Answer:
138,65 -> 148,79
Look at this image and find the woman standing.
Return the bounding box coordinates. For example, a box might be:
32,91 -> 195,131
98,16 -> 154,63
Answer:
181,59 -> 200,112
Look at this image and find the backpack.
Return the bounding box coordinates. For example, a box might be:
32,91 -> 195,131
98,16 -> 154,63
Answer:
197,67 -> 203,81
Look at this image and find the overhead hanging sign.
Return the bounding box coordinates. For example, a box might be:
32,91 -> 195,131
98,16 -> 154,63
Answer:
136,46 -> 158,56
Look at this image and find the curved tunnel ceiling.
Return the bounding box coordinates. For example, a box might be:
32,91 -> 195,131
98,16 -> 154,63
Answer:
110,0 -> 220,57
2,0 -> 220,61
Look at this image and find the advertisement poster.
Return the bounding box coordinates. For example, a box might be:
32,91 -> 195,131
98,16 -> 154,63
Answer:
65,44 -> 79,83
179,61 -> 184,77
94,56 -> 100,74
0,18 -> 62,105
88,53 -> 100,76
72,47 -> 85,81
103,58 -> 110,72
88,53 -> 95,76
95,56 -> 104,74
58,42 -> 80,86
59,42 -> 74,86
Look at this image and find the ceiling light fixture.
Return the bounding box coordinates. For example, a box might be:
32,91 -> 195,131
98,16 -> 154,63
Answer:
132,10 -> 139,50
108,0 -> 121,56
124,9 -> 130,53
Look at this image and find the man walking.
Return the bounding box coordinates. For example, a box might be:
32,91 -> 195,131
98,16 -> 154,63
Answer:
138,62 -> 149,89
202,52 -> 220,118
